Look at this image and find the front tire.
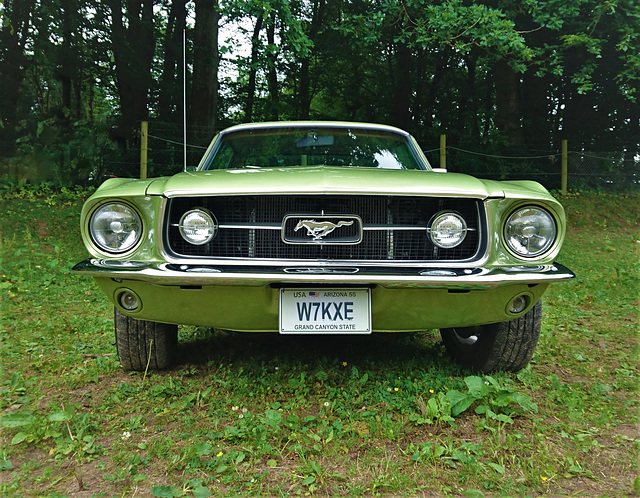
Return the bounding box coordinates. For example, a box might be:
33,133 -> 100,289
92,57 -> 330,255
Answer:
114,308 -> 178,371
440,300 -> 542,373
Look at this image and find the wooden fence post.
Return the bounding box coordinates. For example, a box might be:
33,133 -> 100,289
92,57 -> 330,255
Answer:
140,121 -> 148,180
561,139 -> 568,194
440,134 -> 446,170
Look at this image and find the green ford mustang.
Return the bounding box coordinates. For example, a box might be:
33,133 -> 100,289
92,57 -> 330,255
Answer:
74,122 -> 574,372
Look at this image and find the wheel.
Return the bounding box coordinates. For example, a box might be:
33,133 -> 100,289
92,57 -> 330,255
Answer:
114,308 -> 178,371
440,300 -> 542,373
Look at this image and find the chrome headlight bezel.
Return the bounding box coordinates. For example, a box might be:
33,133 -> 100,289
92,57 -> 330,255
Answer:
504,205 -> 557,258
427,211 -> 468,249
179,208 -> 218,246
89,202 -> 143,254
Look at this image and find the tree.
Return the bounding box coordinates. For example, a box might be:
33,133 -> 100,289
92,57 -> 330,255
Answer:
107,0 -> 156,143
190,0 -> 220,145
0,0 -> 37,156
244,14 -> 264,122
158,0 -> 188,122
219,0 -> 312,122
0,0 -> 637,186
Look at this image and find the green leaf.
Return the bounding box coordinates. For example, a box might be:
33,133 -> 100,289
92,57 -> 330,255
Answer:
487,462 -> 505,474
463,490 -> 485,498
475,405 -> 490,415
36,121 -> 46,138
195,442 -> 213,456
445,390 -> 476,416
315,370 -> 328,381
151,485 -> 181,498
234,451 -> 246,464
192,485 -> 212,498
302,476 -> 316,486
495,414 -> 514,424
1,413 -> 35,428
264,409 -> 282,428
11,432 -> 28,445
464,376 -> 486,396
48,410 -> 72,422
433,444 -> 446,458
510,393 -> 538,413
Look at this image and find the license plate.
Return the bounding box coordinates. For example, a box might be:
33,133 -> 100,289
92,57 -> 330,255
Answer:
279,288 -> 372,334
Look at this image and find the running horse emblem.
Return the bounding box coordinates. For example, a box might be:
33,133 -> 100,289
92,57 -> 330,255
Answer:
295,219 -> 354,240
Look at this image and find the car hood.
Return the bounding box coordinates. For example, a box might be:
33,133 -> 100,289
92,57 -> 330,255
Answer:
145,167 -> 511,199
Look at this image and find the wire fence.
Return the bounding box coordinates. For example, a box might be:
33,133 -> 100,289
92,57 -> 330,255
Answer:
138,122 -> 639,192
1,120 -> 638,192
137,122 -> 640,192
424,145 -> 639,192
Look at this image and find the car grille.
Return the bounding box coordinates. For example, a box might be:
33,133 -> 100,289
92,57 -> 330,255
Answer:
165,195 -> 483,262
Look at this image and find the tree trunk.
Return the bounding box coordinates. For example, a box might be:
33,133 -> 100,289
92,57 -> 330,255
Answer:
57,0 -> 88,121
299,56 -> 310,120
191,0 -> 219,145
244,15 -> 264,123
159,0 -> 187,121
266,13 -> 279,121
494,59 -> 524,147
0,0 -> 36,156
392,41 -> 411,130
59,0 -> 74,113
420,56 -> 446,133
521,69 -> 551,147
108,0 -> 156,145
298,0 -> 325,119
460,53 -> 480,139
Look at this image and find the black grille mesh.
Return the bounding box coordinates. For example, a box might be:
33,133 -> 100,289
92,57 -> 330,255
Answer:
166,195 -> 482,261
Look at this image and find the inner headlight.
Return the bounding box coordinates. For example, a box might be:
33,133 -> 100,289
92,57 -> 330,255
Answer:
90,202 -> 142,253
505,206 -> 556,257
179,208 -> 217,245
428,212 -> 467,249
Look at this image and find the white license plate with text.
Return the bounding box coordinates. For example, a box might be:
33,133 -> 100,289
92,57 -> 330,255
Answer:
279,288 -> 372,334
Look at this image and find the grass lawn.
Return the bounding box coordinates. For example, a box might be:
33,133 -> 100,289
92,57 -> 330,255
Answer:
1,188 -> 638,497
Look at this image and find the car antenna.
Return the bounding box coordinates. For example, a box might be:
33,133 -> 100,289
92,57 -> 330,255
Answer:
183,28 -> 187,173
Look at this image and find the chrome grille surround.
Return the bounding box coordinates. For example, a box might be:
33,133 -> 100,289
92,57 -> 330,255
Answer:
165,195 -> 485,263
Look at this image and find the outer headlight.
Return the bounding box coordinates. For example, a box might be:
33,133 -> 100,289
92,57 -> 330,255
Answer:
179,208 -> 217,245
505,206 -> 556,258
90,202 -> 142,253
428,211 -> 467,249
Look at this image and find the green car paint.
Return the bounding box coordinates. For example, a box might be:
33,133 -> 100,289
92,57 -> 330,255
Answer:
74,122 -> 574,370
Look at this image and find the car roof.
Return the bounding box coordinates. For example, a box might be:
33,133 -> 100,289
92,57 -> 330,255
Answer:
219,121 -> 412,137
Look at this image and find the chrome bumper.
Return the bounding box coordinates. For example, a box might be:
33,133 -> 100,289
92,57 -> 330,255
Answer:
73,259 -> 574,290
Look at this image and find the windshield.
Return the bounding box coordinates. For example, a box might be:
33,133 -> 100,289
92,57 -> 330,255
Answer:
202,127 -> 425,170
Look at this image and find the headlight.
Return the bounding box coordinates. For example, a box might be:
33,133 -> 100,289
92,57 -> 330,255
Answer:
179,208 -> 217,245
90,202 -> 142,253
428,211 -> 467,249
505,206 -> 556,257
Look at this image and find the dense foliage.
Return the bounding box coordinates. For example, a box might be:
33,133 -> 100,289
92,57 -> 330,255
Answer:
0,0 -> 638,184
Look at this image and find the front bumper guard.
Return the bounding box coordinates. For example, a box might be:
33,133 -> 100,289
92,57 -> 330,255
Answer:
73,259 -> 575,290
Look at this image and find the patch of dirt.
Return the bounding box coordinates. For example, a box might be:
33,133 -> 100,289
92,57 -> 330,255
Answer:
36,220 -> 50,239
